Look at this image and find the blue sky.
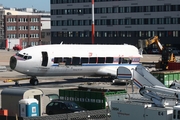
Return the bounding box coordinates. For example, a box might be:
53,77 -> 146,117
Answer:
1,0 -> 50,11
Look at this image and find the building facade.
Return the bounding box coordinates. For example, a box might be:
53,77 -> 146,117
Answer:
41,16 -> 51,44
4,15 -> 41,47
0,5 -> 5,48
50,0 -> 180,47
0,7 -> 51,49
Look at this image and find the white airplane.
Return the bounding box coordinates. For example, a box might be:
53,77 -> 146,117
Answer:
9,44 -> 143,85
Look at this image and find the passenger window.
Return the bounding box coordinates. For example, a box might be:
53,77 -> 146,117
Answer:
119,58 -> 130,64
72,57 -> 80,65
65,58 -> 72,65
122,58 -> 130,63
98,57 -> 105,63
81,57 -> 89,64
54,57 -> 63,63
106,57 -> 113,63
89,57 -> 97,63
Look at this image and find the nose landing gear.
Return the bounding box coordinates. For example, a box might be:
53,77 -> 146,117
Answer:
30,77 -> 39,85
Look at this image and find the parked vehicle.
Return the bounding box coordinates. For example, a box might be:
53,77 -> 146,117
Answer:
13,44 -> 22,51
46,100 -> 86,115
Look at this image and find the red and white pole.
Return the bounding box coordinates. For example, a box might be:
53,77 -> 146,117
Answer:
91,0 -> 95,44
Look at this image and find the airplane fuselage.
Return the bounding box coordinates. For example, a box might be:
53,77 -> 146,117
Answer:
10,44 -> 142,77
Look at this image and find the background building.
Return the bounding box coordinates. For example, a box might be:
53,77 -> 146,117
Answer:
41,16 -> 51,44
0,4 -> 5,48
50,0 -> 180,48
4,15 -> 41,48
0,6 -> 50,49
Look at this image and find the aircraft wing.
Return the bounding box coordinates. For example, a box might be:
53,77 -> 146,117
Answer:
96,67 -> 117,76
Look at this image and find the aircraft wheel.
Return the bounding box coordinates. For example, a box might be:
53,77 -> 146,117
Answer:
30,78 -> 39,85
15,81 -> 19,86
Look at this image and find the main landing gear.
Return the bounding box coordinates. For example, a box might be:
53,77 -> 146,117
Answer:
3,76 -> 39,86
30,77 -> 39,85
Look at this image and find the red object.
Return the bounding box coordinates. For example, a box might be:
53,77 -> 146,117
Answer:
168,62 -> 180,70
0,109 -> 8,116
13,44 -> 23,51
5,39 -> 8,49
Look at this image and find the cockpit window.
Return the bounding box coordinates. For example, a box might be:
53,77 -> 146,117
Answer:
16,52 -> 32,60
16,53 -> 24,58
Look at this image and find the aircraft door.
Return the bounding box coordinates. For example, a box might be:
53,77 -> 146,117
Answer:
41,52 -> 48,67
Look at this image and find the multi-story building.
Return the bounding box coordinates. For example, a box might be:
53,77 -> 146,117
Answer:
50,0 -> 180,47
4,15 -> 41,47
0,4 -> 5,48
0,7 -> 50,49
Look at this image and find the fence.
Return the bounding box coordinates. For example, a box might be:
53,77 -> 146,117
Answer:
0,109 -> 111,120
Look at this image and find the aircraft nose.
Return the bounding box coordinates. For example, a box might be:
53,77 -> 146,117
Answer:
10,56 -> 17,70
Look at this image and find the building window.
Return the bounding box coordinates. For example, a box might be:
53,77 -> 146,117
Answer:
30,26 -> 39,30
119,7 -> 124,13
173,31 -> 178,37
113,19 -> 118,25
63,32 -> 68,37
68,31 -> 73,37
107,7 -> 112,13
80,32 -> 84,37
8,34 -> 16,38
30,18 -> 39,22
73,20 -> 78,26
84,31 -> 90,37
19,26 -> 28,30
7,18 -> 16,22
58,32 -> 62,37
95,20 -> 101,25
18,18 -> 27,22
41,32 -> 45,38
96,31 -> 101,37
67,20 -> 73,26
7,26 -> 16,31
51,21 -> 56,26
84,20 -> 90,25
30,34 -> 39,38
113,7 -> 119,13
103,32 -> 107,37
79,20 -> 84,26
101,8 -> 106,13
19,34 -> 28,38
